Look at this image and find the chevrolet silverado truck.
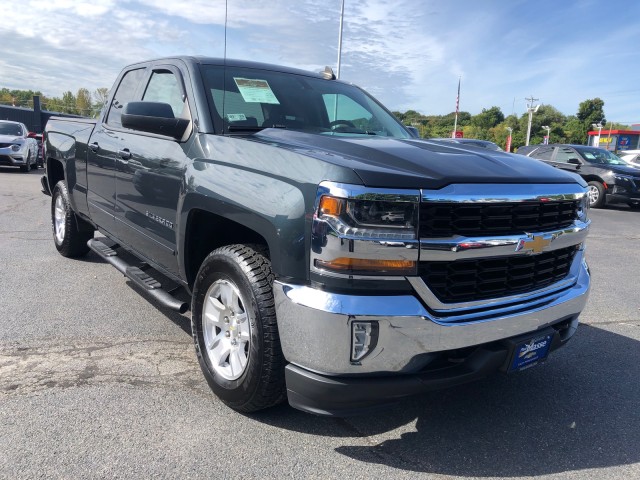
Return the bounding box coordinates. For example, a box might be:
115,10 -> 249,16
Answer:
42,57 -> 591,416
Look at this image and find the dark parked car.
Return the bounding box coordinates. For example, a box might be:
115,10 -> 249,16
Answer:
517,144 -> 640,209
430,137 -> 503,151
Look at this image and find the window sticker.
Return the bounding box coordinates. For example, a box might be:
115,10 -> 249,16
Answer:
226,113 -> 247,122
234,78 -> 280,104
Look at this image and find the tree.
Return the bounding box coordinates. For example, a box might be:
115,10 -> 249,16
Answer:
61,91 -> 77,114
76,88 -> 93,117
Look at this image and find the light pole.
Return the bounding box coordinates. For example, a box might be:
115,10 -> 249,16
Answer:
542,125 -> 551,145
525,95 -> 539,146
505,126 -> 513,152
592,122 -> 603,147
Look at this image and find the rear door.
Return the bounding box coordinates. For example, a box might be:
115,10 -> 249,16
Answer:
113,63 -> 195,276
87,67 -> 147,234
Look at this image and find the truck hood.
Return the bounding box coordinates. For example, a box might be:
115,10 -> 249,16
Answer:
249,129 -> 585,190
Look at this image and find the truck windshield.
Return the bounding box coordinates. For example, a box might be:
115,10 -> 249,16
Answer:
200,65 -> 411,139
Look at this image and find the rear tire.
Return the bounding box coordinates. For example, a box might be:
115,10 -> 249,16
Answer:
587,181 -> 605,208
51,180 -> 94,257
191,244 -> 286,413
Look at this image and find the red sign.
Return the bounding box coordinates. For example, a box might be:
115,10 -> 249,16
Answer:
454,131 -> 464,138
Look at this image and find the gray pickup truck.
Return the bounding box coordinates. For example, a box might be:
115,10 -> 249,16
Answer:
43,56 -> 591,416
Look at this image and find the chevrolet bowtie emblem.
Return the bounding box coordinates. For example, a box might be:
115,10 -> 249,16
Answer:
515,234 -> 553,254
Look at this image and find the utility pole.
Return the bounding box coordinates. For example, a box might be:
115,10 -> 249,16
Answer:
525,95 -> 539,146
592,122 -> 603,147
542,125 -> 551,145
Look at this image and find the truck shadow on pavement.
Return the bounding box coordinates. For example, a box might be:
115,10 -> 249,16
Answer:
256,324 -> 640,476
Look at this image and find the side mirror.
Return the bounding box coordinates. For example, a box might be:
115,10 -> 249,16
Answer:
567,158 -> 582,166
121,102 -> 189,139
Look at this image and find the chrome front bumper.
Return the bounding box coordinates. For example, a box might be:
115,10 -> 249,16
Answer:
274,249 -> 590,376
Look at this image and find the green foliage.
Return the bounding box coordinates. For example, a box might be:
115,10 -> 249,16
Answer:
1,87 -> 109,117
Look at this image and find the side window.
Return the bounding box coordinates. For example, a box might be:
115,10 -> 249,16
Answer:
532,146 -> 554,160
554,147 -> 577,163
106,68 -> 146,128
142,71 -> 186,118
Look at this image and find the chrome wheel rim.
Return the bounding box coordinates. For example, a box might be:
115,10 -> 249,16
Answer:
202,279 -> 251,381
54,195 -> 66,244
588,185 -> 599,206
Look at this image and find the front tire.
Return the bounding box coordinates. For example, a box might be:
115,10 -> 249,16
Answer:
587,181 -> 605,208
51,181 -> 94,257
191,244 -> 286,413
20,151 -> 31,172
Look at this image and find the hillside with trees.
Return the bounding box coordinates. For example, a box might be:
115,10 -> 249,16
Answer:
394,97 -> 629,150
0,87 -> 109,118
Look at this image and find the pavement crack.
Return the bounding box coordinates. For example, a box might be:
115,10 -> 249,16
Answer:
0,338 -> 207,397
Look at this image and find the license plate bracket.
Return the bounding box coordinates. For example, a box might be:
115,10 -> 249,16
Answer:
508,332 -> 554,373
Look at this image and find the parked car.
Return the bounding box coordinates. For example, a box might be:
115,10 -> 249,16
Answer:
517,144 -> 640,209
430,138 -> 503,151
27,132 -> 44,168
618,149 -> 640,166
0,120 -> 39,172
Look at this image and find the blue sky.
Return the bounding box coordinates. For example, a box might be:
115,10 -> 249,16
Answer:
1,0 -> 639,124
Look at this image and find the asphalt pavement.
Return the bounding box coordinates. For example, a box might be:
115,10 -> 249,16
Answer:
1,167 -> 638,479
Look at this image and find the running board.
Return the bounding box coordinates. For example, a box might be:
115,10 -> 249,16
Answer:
88,239 -> 189,314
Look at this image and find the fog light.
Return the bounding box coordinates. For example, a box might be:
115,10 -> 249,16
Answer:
351,321 -> 378,363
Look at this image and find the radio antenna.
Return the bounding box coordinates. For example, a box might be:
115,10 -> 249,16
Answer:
224,0 -> 228,63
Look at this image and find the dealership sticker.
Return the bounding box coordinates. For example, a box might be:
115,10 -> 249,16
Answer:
234,78 -> 280,104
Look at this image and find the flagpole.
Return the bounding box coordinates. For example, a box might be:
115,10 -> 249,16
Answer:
452,77 -> 460,138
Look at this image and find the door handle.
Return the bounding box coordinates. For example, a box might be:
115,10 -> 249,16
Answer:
89,142 -> 99,152
118,148 -> 132,160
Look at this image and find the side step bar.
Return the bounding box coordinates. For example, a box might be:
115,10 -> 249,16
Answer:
88,239 -> 189,314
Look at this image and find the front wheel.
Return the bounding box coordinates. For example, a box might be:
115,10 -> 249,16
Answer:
20,151 -> 31,172
51,181 -> 94,257
191,244 -> 286,413
587,181 -> 605,208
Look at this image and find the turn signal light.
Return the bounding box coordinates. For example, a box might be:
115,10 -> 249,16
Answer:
315,257 -> 416,275
319,196 -> 343,216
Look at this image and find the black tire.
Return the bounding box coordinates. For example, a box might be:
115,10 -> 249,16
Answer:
587,181 -> 605,208
20,151 -> 31,172
191,244 -> 286,413
51,181 -> 94,257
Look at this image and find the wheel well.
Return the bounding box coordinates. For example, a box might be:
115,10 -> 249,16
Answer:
581,175 -> 605,186
184,209 -> 270,288
46,158 -> 64,191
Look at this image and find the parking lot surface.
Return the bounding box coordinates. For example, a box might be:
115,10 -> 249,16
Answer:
1,168 -> 639,479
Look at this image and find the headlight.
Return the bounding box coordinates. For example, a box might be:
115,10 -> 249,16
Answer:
318,195 -> 417,239
577,192 -> 589,222
11,144 -> 20,152
311,182 -> 420,277
614,174 -> 636,184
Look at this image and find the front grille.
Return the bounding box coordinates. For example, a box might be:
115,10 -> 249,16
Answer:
419,201 -> 579,238
0,143 -> 13,148
419,246 -> 578,303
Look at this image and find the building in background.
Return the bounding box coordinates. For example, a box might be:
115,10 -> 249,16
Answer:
587,125 -> 640,152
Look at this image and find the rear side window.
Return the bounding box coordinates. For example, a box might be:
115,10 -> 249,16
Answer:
106,68 -> 146,128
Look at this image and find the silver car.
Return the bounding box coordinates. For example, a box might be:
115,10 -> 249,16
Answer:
0,121 -> 39,172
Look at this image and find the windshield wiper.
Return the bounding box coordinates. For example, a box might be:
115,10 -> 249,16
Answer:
227,125 -> 288,132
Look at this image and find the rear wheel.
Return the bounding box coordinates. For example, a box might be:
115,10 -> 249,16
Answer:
587,181 -> 605,208
191,244 -> 286,413
51,181 -> 94,257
